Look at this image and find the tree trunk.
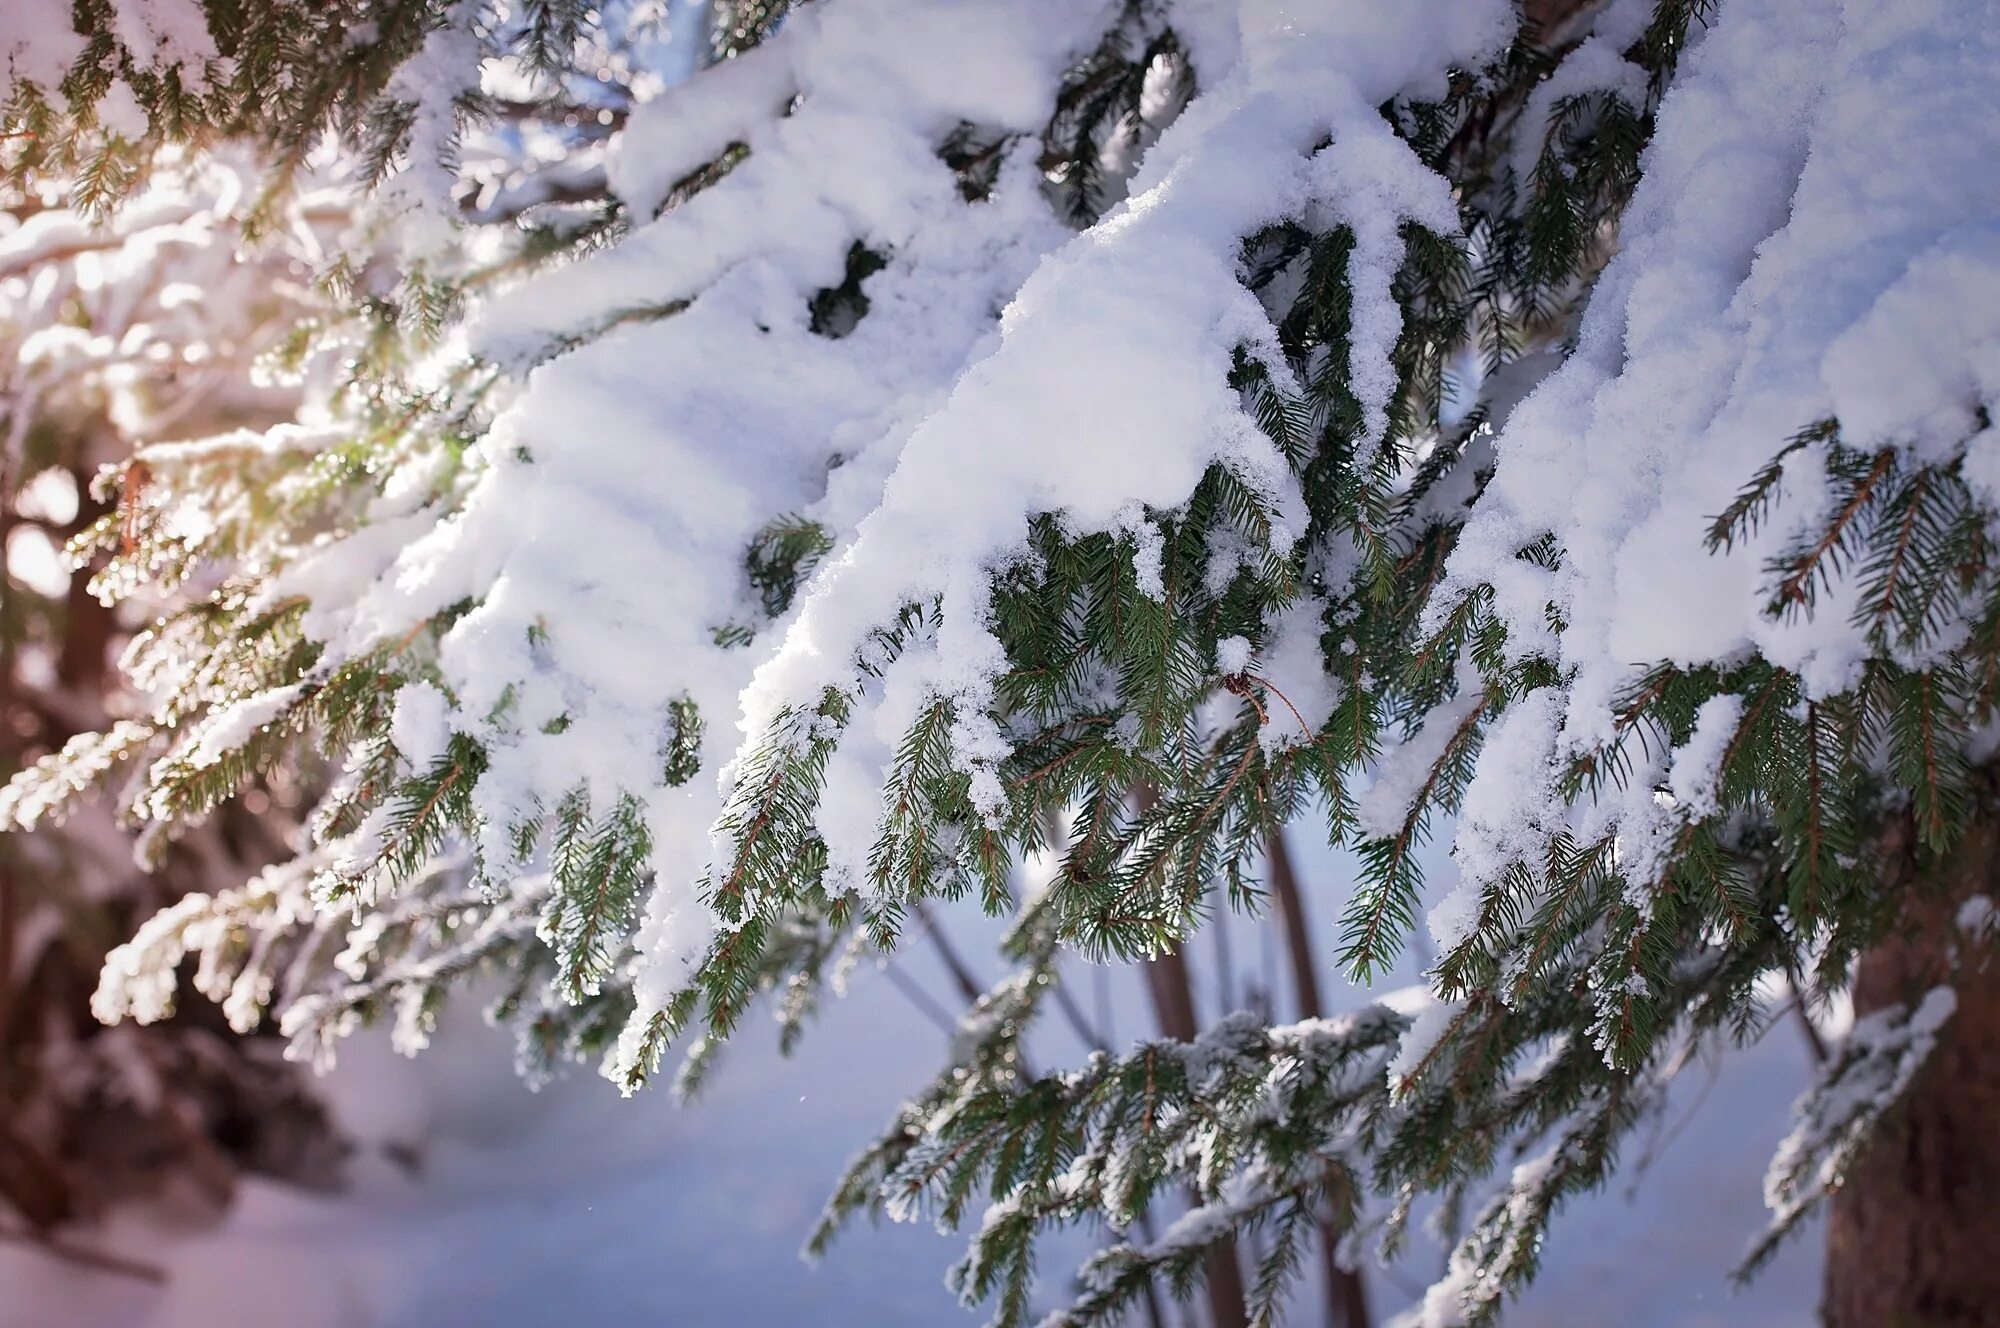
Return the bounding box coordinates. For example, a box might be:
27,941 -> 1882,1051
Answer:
52,462 -> 114,698
1824,806 -> 2000,1327
1143,943 -> 1252,1328
1268,829 -> 1371,1328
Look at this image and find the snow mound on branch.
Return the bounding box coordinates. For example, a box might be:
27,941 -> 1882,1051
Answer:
0,0 -> 87,106
0,0 -> 215,131
1430,0 -> 2000,903
736,0 -> 1511,809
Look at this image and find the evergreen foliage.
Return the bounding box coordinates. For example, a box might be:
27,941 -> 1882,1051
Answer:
7,1 -> 1999,1323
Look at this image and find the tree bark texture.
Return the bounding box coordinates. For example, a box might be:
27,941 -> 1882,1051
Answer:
1824,803 -> 2000,1328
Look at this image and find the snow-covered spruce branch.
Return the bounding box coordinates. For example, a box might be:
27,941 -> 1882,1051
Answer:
813,860 -> 1803,1328
981,1009 -> 1406,1328
10,0 -> 2000,1321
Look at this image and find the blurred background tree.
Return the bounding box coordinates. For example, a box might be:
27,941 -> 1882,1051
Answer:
0,153 -> 349,1265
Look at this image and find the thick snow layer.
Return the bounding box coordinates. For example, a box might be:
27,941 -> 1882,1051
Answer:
734,0 -> 1506,759
0,0 -> 214,130
0,0 -> 87,109
1481,0 -> 2000,688
1430,0 -> 2000,923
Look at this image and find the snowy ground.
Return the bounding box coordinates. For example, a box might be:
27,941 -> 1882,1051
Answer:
5,838 -> 1823,1328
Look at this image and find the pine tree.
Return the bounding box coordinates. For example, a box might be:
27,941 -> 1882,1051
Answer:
7,1 -> 2000,1324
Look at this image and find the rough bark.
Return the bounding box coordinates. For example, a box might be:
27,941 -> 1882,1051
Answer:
1824,806 -> 2000,1328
